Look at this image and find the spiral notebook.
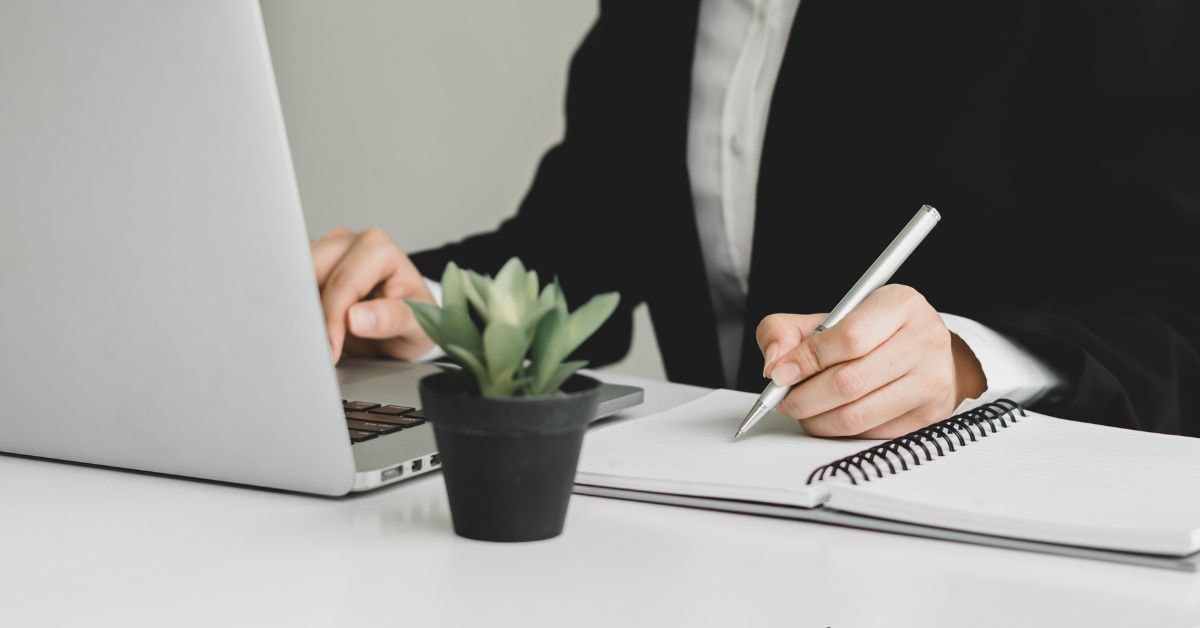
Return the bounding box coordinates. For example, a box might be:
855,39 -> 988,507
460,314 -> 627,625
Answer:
574,389 -> 1200,571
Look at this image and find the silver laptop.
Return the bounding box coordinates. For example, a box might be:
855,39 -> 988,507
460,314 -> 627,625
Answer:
0,0 -> 641,495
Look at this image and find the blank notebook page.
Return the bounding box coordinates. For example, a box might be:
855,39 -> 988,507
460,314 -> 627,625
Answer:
576,389 -> 879,508
825,411 -> 1200,556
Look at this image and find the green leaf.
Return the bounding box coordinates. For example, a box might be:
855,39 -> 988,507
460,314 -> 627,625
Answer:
444,344 -> 486,394
462,270 -> 491,322
525,269 -> 540,305
490,258 -> 528,325
529,283 -> 561,333
520,298 -> 555,334
494,257 -> 527,284
531,309 -> 569,392
440,262 -> 468,311
532,360 -> 588,395
427,259 -> 619,399
483,320 -> 531,384
405,300 -> 443,346
538,282 -> 557,310
442,304 -> 481,353
493,258 -> 526,296
552,276 -> 568,316
566,292 -> 620,353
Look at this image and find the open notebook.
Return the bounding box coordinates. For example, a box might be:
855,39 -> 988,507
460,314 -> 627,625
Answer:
575,389 -> 1200,571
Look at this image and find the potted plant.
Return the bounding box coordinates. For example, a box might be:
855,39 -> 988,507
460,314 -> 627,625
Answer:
407,257 -> 619,542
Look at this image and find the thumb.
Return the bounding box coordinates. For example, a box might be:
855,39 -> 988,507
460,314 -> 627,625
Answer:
346,297 -> 435,361
755,313 -> 827,377
348,297 -> 420,340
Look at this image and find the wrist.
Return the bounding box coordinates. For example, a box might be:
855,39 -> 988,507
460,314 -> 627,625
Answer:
951,332 -> 987,405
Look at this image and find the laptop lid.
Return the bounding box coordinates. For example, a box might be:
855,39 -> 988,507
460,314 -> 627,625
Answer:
0,1 -> 356,494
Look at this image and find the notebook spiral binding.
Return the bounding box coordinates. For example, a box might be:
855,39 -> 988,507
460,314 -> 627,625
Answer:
805,399 -> 1026,486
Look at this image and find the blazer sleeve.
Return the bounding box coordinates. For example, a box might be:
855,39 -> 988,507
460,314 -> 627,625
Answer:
969,2 -> 1200,436
408,2 -> 652,367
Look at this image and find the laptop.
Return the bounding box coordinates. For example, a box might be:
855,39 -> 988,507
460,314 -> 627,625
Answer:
0,1 -> 642,495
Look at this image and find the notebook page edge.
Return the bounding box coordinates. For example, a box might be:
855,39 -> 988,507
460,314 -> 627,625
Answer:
574,471 -> 830,508
824,485 -> 1198,556
577,388 -> 868,509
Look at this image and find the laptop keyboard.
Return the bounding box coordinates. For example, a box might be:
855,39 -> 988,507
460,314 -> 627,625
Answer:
341,400 -> 427,444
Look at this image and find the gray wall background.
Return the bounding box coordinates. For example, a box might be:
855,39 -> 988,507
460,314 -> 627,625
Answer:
260,0 -> 666,380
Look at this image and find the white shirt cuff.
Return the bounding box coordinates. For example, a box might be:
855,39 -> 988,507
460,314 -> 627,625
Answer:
940,313 -> 1063,414
412,277 -> 446,363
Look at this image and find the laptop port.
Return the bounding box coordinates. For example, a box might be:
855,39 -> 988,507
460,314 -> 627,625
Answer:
412,459 -> 424,473
381,465 -> 404,480
430,454 -> 440,467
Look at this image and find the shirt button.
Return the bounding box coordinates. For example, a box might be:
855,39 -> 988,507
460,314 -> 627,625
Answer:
730,134 -> 745,156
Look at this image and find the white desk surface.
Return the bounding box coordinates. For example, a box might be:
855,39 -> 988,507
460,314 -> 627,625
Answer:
2,372 -> 1197,627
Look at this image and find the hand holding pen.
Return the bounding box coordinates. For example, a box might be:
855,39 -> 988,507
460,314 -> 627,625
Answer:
735,206 -> 988,440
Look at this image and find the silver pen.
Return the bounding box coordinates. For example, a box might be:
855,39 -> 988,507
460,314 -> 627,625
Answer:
733,205 -> 942,439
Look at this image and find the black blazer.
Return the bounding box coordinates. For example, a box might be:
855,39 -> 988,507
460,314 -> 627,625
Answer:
413,1 -> 1200,435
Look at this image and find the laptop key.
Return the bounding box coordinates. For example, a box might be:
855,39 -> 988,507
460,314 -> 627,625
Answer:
367,405 -> 414,416
346,412 -> 422,427
349,430 -> 378,442
403,409 -> 427,421
343,401 -> 380,412
346,419 -> 401,434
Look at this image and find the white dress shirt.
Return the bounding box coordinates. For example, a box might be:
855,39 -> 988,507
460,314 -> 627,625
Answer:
686,0 -> 1061,408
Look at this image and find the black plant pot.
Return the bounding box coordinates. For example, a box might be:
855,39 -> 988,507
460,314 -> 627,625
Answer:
419,371 -> 601,542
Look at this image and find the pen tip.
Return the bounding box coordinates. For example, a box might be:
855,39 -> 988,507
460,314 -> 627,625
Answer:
735,402 -> 772,441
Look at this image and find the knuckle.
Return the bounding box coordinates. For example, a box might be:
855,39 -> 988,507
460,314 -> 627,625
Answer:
930,364 -> 955,391
323,276 -> 363,308
832,365 -> 865,398
795,343 -> 824,376
877,283 -> 901,296
320,226 -> 353,242
888,283 -> 919,302
762,313 -> 788,328
932,324 -> 952,348
904,286 -> 931,311
756,314 -> 785,343
833,405 -> 870,436
322,270 -> 350,296
884,283 -> 925,311
358,227 -> 392,246
837,322 -> 867,356
916,320 -> 941,345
